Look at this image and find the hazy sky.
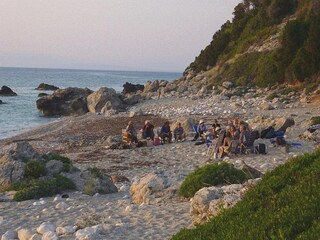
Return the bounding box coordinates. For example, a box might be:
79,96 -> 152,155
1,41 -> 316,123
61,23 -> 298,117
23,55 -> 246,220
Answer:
0,0 -> 240,72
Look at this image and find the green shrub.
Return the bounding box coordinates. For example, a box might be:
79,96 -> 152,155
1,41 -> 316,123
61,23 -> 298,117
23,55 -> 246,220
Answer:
173,150 -> 320,240
13,175 -> 76,201
84,179 -> 95,196
43,153 -> 72,172
311,116 -> 320,125
24,160 -> 47,178
178,163 -> 248,198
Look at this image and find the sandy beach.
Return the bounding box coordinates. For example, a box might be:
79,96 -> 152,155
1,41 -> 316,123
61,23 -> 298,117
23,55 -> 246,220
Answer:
0,92 -> 319,240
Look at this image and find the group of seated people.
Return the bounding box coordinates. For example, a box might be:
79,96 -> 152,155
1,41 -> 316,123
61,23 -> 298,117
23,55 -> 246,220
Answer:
192,118 -> 253,157
124,120 -> 186,146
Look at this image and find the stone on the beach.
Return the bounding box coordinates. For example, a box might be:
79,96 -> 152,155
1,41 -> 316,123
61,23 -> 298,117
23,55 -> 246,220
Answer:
87,87 -> 126,113
36,87 -> 92,116
29,233 -> 41,240
0,99 -> 3,104
122,82 -> 144,95
0,86 -> 17,96
45,160 -> 63,176
37,222 -> 56,235
35,83 -> 59,91
56,226 -> 76,235
0,141 -> 39,188
144,80 -> 159,93
222,81 -> 234,89
123,94 -> 144,105
129,109 -> 144,117
17,228 -> 33,240
75,224 -> 103,239
41,231 -> 58,240
130,172 -> 169,204
190,184 -> 244,225
55,202 -> 69,210
1,230 -> 17,240
260,102 -> 275,110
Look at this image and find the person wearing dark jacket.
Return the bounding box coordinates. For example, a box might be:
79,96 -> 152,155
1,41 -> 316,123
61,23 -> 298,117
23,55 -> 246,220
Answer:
160,121 -> 172,143
143,120 -> 154,140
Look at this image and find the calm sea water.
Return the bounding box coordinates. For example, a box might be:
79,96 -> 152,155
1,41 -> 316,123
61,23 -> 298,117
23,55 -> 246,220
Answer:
0,67 -> 181,139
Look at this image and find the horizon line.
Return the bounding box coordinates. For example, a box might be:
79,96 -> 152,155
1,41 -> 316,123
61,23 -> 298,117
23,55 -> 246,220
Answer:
0,65 -> 183,74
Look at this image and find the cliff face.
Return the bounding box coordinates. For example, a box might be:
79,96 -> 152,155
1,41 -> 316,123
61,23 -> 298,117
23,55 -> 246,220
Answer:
185,0 -> 320,88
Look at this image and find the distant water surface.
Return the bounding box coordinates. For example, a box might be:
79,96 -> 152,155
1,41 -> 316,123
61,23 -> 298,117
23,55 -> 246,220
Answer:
0,67 -> 181,139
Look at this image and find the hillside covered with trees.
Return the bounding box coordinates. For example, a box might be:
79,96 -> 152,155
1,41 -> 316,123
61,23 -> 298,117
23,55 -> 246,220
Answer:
185,0 -> 320,87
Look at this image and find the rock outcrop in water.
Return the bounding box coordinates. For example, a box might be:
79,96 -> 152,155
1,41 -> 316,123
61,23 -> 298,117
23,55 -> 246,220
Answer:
122,82 -> 144,95
35,83 -> 59,91
0,86 -> 17,96
36,87 -> 93,116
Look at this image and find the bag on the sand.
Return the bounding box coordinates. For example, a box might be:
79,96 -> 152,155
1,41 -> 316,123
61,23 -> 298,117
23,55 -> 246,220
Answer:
265,128 -> 275,139
255,143 -> 266,154
261,126 -> 273,139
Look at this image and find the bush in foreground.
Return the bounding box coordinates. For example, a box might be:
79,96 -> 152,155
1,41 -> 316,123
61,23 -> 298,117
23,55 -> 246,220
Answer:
173,150 -> 320,240
13,175 -> 76,201
178,162 -> 248,198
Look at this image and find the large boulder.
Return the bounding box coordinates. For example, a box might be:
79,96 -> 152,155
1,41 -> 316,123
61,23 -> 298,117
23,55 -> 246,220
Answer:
35,83 -> 59,91
130,172 -> 170,204
190,179 -> 261,225
122,82 -> 144,95
87,87 -> 126,113
0,86 -> 17,96
0,99 -> 3,104
61,169 -> 118,195
123,94 -> 145,105
144,80 -> 160,93
0,141 -> 40,190
36,87 -> 92,116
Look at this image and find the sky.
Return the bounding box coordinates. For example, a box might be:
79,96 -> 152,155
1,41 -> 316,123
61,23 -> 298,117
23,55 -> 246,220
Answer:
0,0 -> 240,72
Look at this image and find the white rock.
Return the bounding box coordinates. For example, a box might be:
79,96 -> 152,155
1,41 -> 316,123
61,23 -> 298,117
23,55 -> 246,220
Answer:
1,230 -> 18,240
17,228 -> 33,240
75,224 -> 103,239
41,231 -> 58,240
56,226 -> 76,235
119,185 -> 129,192
53,195 -> 61,202
37,222 -> 56,235
33,200 -> 46,206
55,202 -> 69,210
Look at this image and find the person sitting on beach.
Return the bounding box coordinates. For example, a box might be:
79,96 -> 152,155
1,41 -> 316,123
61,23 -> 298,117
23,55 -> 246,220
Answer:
239,124 -> 250,147
142,120 -> 154,140
207,119 -> 221,139
218,131 -> 233,158
125,121 -> 138,144
230,125 -> 240,140
233,117 -> 239,130
160,121 -> 172,143
192,119 -> 207,141
174,122 -> 186,142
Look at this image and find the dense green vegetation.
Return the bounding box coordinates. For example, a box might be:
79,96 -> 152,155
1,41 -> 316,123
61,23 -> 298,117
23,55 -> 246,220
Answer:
173,150 -> 320,240
311,116 -> 320,125
186,0 -> 320,87
8,154 -> 76,201
178,162 -> 248,198
13,175 -> 76,201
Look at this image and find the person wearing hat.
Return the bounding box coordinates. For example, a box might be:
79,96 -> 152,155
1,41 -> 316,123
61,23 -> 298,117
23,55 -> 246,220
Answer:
192,119 -> 207,141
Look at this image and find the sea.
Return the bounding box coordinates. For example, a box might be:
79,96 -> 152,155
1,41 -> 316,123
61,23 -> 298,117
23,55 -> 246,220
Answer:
0,67 -> 181,139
